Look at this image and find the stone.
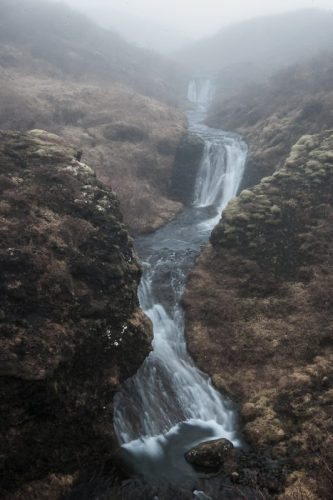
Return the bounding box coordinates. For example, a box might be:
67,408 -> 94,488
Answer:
170,133 -> 205,205
270,204 -> 281,215
185,438 -> 234,469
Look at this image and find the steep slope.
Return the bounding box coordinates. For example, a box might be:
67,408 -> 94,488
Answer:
0,0 -> 186,104
208,53 -> 333,190
0,0 -> 189,233
176,9 -> 333,94
0,130 -> 152,498
0,65 -> 186,232
184,132 -> 333,498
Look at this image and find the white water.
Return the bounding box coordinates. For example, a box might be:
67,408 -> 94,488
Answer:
187,77 -> 214,110
113,77 -> 247,484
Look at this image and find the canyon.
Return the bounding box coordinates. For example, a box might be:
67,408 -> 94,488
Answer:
0,2 -> 333,499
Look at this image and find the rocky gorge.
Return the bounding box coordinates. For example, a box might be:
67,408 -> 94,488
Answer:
179,57 -> 333,498
1,84 -> 332,500
1,2 -> 333,499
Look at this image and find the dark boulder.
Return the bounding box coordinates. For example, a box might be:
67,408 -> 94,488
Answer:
170,134 -> 204,205
185,438 -> 234,470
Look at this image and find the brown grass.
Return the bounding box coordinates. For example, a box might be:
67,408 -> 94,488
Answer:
0,64 -> 186,233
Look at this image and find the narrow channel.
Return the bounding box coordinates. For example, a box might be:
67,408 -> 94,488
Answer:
113,77 -> 248,484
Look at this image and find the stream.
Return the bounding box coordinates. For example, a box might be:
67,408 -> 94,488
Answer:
113,77 -> 248,488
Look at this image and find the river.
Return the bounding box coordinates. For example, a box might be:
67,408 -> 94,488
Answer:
113,77 -> 248,487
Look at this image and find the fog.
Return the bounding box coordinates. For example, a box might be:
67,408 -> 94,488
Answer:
51,0 -> 333,52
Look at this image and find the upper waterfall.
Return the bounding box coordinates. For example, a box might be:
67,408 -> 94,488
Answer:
187,76 -> 214,108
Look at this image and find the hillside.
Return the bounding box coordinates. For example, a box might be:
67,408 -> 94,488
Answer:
2,3 -> 333,498
0,0 -> 186,104
208,53 -> 333,189
184,49 -> 333,499
78,4 -> 192,54
0,0 -> 190,233
185,131 -> 333,498
176,9 -> 333,94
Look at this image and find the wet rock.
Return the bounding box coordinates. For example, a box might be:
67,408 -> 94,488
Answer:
171,134 -> 205,205
185,439 -> 234,469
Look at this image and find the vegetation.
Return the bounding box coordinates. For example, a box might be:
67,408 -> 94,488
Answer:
0,2 -> 187,233
0,0 -> 187,104
1,1 -> 333,498
208,54 -> 333,189
185,131 -> 333,500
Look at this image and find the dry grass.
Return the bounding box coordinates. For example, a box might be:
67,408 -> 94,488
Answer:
0,64 -> 186,233
208,54 -> 333,190
184,132 -> 333,497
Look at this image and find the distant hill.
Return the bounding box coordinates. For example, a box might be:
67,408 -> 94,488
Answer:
176,9 -> 333,93
80,5 -> 192,54
0,0 -> 186,104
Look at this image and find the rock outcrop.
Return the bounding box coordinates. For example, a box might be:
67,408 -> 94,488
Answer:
0,130 -> 152,498
170,134 -> 205,205
185,439 -> 234,470
184,132 -> 333,498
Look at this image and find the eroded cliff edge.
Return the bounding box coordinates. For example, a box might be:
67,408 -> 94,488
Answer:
0,130 -> 152,498
184,132 -> 333,498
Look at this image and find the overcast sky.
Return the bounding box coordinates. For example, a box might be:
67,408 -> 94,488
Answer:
58,0 -> 333,36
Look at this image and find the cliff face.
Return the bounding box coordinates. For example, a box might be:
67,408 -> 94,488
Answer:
0,131 -> 152,498
170,134 -> 205,205
184,132 -> 333,498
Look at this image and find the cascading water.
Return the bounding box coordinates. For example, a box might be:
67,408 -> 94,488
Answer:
187,76 -> 214,110
113,77 -> 247,485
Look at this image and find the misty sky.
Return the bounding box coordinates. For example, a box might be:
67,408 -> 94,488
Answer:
59,0 -> 333,36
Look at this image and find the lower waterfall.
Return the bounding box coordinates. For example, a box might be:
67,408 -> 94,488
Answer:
113,77 -> 248,484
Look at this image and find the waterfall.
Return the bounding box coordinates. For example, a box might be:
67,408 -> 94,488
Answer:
113,77 -> 247,483
193,139 -> 246,211
187,76 -> 214,108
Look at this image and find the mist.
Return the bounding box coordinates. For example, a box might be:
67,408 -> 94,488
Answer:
50,0 -> 333,52
1,0 -> 333,497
